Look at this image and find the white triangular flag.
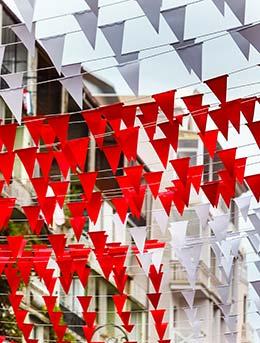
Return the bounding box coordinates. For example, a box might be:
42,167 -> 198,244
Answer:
118,59 -> 140,95
194,203 -> 210,230
239,23 -> 260,53
247,233 -> 260,254
101,21 -> 125,57
60,63 -> 83,109
224,332 -> 238,343
211,0 -> 225,15
226,0 -> 246,24
129,226 -> 147,253
0,46 -> 5,70
251,280 -> 260,297
184,307 -> 197,324
234,195 -> 251,221
217,285 -> 230,304
209,214 -> 229,242
255,260 -> 260,272
169,221 -> 188,248
0,73 -> 24,124
12,23 -> 35,56
161,5 -> 186,41
153,210 -> 169,235
151,248 -> 164,272
224,315 -> 237,332
219,303 -> 232,316
13,0 -> 34,31
177,42 -> 203,80
40,34 -> 65,74
74,10 -> 98,49
85,0 -> 99,16
212,242 -> 222,264
136,0 -> 162,32
248,213 -> 260,235
229,28 -> 250,60
181,290 -> 196,308
136,252 -> 152,276
221,255 -> 234,280
230,237 -> 241,258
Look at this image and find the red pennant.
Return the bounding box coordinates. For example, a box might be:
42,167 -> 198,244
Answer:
85,192 -> 102,224
155,323 -> 168,340
63,137 -> 89,172
151,138 -> 170,168
0,152 -> 15,184
9,294 -> 23,311
0,123 -> 17,152
241,97 -> 256,123
47,114 -> 69,145
37,151 -> 54,180
113,267 -> 128,293
83,325 -> 95,342
101,103 -> 123,132
48,234 -> 66,258
218,147 -> 237,175
149,265 -> 163,293
158,120 -> 179,152
54,151 -> 70,179
67,201 -> 85,217
79,172 -> 97,201
5,265 -> 20,292
70,216 -> 86,240
73,264 -> 90,289
83,312 -> 96,327
59,275 -> 72,294
122,324 -> 135,333
88,231 -> 107,256
234,157 -> 247,184
7,236 -> 26,258
182,93 -> 203,112
198,129 -> 218,158
152,90 -> 176,123
0,198 -> 15,229
121,105 -> 137,128
218,178 -> 234,207
111,197 -> 129,223
147,293 -> 161,309
40,123 -> 56,146
188,165 -> 204,193
16,147 -> 37,179
205,74 -> 228,103
98,255 -> 114,279
191,106 -> 209,133
223,99 -> 241,133
125,185 -> 146,219
49,181 -> 69,208
170,157 -> 190,184
138,102 -> 159,140
210,107 -> 229,139
124,165 -> 143,192
103,144 -> 122,174
39,196 -> 56,225
201,181 -> 220,207
43,295 -> 57,312
31,177 -> 48,202
24,116 -> 44,145
151,309 -> 165,324
78,296 -> 92,312
158,191 -> 173,216
144,171 -> 163,199
17,257 -> 32,285
119,311 -> 131,325
82,109 -> 107,149
116,127 -> 139,162
247,120 -> 260,148
113,294 -> 127,314
245,174 -> 260,201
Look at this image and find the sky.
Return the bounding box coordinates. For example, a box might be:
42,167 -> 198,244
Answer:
3,0 -> 260,341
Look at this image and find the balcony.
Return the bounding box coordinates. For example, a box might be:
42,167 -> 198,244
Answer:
170,260 -> 222,302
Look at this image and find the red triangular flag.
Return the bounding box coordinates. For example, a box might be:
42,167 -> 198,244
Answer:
247,120 -> 260,148
151,138 -> 170,168
151,309 -> 165,324
48,234 -> 66,258
37,151 -> 54,180
0,152 -> 15,184
158,191 -> 173,216
198,129 -> 218,158
158,120 -> 179,152
147,293 -> 161,309
223,99 -> 241,133
218,147 -> 237,175
113,294 -> 127,314
201,181 -> 220,207
85,192 -> 102,224
170,157 -> 190,184
82,109 -> 107,149
234,157 -> 247,184
103,144 -> 122,174
43,295 -> 57,312
54,151 -> 70,179
78,295 -> 92,312
191,106 -> 209,133
241,97 -> 256,123
7,236 -> 26,258
79,172 -> 97,201
31,177 -> 48,202
24,116 -> 44,145
16,147 -> 37,179
40,123 -> 56,146
245,174 -> 260,201
138,102 -> 159,140
0,123 -> 17,152
49,181 -> 69,208
124,165 -> 143,192
209,107 -> 229,139
121,105 -> 137,128
70,216 -> 86,240
205,74 -> 228,103
111,197 -> 129,223
144,171 -> 163,199
188,165 -> 204,193
116,127 -> 139,162
39,196 -> 56,225
153,90 -> 176,123
83,312 -> 96,327
47,114 -> 69,146
63,137 -> 89,172
182,93 -> 203,112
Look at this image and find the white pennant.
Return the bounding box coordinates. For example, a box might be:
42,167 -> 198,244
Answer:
221,255 -> 234,280
239,23 -> 260,53
177,42 -> 203,80
151,248 -> 164,272
118,59 -> 140,95
224,332 -> 238,343
153,210 -> 169,235
100,22 -> 125,57
40,34 -> 65,74
60,63 -> 83,109
136,0 -> 162,32
136,252 -> 152,276
181,290 -> 196,308
194,203 -> 210,230
230,237 -> 241,258
211,0 -> 225,15
184,307 -> 197,324
217,285 -> 230,304
234,195 -> 251,221
169,221 -> 188,248
0,73 -> 24,124
13,0 -> 34,31
161,5 -> 186,41
226,0 -> 246,24
251,280 -> 260,297
74,10 -> 98,49
208,214 -> 229,242
219,303 -> 232,316
247,233 -> 260,254
84,0 -> 99,16
129,226 -> 147,253
248,213 -> 260,235
229,28 -> 250,60
12,23 -> 36,56
224,315 -> 237,332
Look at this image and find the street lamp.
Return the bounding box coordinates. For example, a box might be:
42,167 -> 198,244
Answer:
93,324 -> 129,342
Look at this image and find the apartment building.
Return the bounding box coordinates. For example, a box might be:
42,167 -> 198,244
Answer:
0,4 -> 152,343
